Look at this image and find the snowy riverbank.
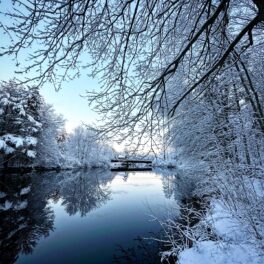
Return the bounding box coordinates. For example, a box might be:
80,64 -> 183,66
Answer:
0,163 -> 111,173
177,198 -> 264,264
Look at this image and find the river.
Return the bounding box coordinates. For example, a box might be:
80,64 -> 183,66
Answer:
0,169 -> 187,264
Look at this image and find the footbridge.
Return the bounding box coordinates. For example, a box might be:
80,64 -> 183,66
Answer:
110,159 -> 152,171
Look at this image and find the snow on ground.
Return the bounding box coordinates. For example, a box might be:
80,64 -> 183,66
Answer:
179,241 -> 263,264
178,199 -> 264,264
207,201 -> 244,241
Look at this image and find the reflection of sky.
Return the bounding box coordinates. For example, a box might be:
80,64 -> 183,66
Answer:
17,171 -> 177,264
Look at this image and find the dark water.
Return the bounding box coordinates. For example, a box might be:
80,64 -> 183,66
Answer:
0,169 -> 183,264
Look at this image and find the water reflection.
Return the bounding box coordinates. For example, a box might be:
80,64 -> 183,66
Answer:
0,169 -> 184,264
158,168 -> 197,201
111,169 -> 198,264
0,170 -> 114,263
0,174 -> 54,264
57,170 -> 112,216
113,235 -> 164,264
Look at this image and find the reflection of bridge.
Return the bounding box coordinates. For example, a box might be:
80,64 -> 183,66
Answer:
111,159 -> 152,171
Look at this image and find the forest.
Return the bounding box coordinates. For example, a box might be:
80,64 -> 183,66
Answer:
0,0 -> 264,263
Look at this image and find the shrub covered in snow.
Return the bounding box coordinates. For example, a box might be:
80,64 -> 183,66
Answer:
0,81 -> 113,169
0,81 -> 42,168
64,125 -> 114,168
34,103 -> 66,168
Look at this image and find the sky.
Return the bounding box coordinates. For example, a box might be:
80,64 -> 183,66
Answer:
0,34 -> 127,151
0,50 -> 100,133
0,1 -> 141,153
0,1 -> 101,133
41,79 -> 99,132
0,50 -> 129,152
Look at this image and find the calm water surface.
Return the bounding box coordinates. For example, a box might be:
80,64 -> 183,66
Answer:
0,169 -> 184,264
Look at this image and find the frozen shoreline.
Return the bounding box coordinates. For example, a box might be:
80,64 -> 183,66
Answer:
164,198 -> 264,264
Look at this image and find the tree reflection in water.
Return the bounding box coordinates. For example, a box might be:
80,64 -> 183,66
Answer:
113,236 -> 161,264
113,233 -> 178,264
113,169 -> 186,264
158,168 -> 197,201
0,169 -> 113,263
0,169 -> 184,264
57,169 -> 112,216
0,173 -> 54,264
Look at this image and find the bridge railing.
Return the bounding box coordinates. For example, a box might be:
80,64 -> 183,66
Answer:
111,159 -> 152,164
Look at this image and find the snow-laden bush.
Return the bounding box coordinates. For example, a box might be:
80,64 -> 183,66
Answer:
0,81 -> 113,169
213,166 -> 264,248
34,103 -> 66,168
64,125 -> 114,168
0,81 -> 42,168
161,46 -> 264,261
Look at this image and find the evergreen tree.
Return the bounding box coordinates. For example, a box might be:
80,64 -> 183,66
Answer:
0,81 -> 42,168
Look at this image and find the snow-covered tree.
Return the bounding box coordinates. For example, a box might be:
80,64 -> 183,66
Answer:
0,81 -> 42,168
1,0 -> 264,147
34,103 -> 65,168
0,173 -> 55,263
166,50 -> 264,251
0,80 -> 114,169
65,125 -> 113,168
58,170 -> 111,216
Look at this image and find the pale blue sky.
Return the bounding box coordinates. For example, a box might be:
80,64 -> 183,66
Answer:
0,52 -> 100,132
0,1 -> 100,132
0,1 -> 131,152
0,50 -> 125,152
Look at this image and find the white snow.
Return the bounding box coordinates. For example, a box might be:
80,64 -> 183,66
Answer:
206,201 -> 244,241
4,145 -> 15,154
20,186 -> 31,195
1,134 -> 24,147
13,104 -> 26,116
27,115 -> 42,128
0,134 -> 25,154
0,139 -> 7,150
179,241 -> 263,264
0,97 -> 9,105
14,136 -> 23,148
0,200 -> 28,210
177,199 -> 264,264
25,136 -> 38,146
117,155 -> 126,159
14,201 -> 28,210
0,200 -> 13,210
27,150 -> 36,158
27,115 -> 35,123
